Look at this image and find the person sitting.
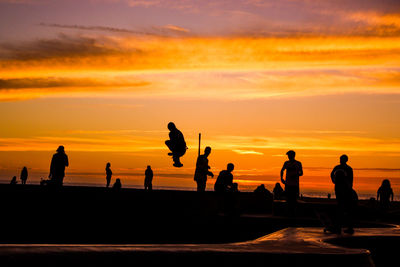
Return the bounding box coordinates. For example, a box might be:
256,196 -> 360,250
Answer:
273,182 -> 284,200
10,176 -> 17,185
214,163 -> 235,193
377,179 -> 394,211
113,178 -> 122,191
165,122 -> 187,167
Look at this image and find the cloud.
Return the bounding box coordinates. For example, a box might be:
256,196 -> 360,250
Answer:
160,24 -> 190,33
0,34 -> 119,60
39,23 -> 155,35
233,149 -> 264,155
0,77 -> 149,89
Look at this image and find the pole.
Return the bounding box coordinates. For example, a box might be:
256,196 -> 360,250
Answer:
198,133 -> 201,156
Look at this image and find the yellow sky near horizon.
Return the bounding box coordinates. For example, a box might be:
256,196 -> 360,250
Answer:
1,26 -> 400,194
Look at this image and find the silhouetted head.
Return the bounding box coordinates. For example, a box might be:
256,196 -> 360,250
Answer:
147,165 -> 151,169
167,122 -> 176,131
227,163 -> 234,172
204,146 -> 211,156
57,145 -> 65,153
23,166 -> 27,170
340,154 -> 348,164
286,150 -> 296,160
106,162 -> 111,168
275,182 -> 282,189
382,179 -> 391,188
116,178 -> 121,184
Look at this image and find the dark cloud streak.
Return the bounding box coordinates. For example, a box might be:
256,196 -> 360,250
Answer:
0,77 -> 150,90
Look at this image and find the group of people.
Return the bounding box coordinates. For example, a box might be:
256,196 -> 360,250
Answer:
8,122 -> 396,234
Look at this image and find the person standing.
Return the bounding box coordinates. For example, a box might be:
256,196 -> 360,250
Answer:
194,146 -> 214,192
106,162 -> 112,188
49,145 -> 69,187
377,179 -> 393,211
330,154 -> 355,234
280,150 -> 303,216
20,166 -> 28,185
144,165 -> 153,191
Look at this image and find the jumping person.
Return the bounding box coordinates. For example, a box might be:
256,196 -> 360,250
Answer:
165,122 -> 187,167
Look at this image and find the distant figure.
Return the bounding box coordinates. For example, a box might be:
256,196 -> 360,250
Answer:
113,178 -> 122,190
214,163 -> 235,193
377,179 -> 394,210
40,178 -> 50,186
48,145 -> 69,187
330,154 -> 355,234
254,184 -> 272,197
328,193 -> 331,199
105,162 -> 112,188
10,176 -> 17,185
194,146 -> 214,192
273,182 -> 284,200
145,165 -> 153,191
20,166 -> 28,185
165,122 -> 187,167
280,150 -> 303,216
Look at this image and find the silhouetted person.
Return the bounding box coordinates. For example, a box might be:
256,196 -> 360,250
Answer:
377,179 -> 393,211
194,146 -> 214,191
20,166 -> 28,185
280,150 -> 303,216
254,184 -> 272,197
145,165 -> 153,191
106,162 -> 112,188
113,178 -> 121,190
273,182 -> 284,200
214,163 -> 235,193
48,145 -> 69,187
328,193 -> 331,199
165,122 -> 187,167
331,154 -> 355,234
10,176 -> 17,185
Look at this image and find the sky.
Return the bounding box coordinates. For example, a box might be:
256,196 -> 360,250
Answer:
0,0 -> 400,197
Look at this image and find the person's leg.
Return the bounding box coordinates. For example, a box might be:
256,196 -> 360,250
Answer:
149,183 -> 152,191
285,186 -> 297,216
165,140 -> 173,152
197,179 -> 206,192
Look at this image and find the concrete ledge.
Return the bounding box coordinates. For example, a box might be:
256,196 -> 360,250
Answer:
1,227 -> 393,267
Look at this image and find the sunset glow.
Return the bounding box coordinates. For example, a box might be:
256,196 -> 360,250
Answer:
1,0 -> 400,197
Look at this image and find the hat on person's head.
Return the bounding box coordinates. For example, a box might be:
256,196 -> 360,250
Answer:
57,145 -> 65,152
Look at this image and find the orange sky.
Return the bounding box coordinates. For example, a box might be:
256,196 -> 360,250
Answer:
0,0 -> 400,197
